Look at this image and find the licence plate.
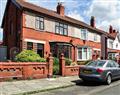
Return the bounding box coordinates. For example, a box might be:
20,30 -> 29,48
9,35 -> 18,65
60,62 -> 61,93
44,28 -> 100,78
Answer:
83,70 -> 92,74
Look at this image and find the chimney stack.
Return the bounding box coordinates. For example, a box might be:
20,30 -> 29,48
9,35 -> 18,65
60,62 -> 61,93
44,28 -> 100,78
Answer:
57,3 -> 65,16
90,16 -> 95,27
109,25 -> 113,33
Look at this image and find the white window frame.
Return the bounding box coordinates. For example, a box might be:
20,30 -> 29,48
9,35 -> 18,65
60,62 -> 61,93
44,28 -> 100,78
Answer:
81,29 -> 88,40
77,47 -> 92,61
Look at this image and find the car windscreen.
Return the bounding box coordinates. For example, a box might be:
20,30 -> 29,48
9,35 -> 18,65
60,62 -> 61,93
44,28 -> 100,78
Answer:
86,61 -> 106,67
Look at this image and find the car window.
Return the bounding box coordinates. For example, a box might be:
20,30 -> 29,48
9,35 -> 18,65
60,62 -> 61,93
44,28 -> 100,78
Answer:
111,61 -> 119,67
106,62 -> 112,67
106,61 -> 117,68
86,61 -> 106,67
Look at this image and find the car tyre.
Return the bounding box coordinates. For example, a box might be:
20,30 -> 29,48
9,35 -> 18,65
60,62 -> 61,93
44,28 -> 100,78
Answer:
106,75 -> 112,85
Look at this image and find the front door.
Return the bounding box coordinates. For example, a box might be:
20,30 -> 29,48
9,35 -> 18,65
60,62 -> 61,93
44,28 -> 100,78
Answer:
37,43 -> 44,57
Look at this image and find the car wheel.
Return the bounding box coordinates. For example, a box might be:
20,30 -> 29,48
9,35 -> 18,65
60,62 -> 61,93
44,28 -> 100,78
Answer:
106,75 -> 112,85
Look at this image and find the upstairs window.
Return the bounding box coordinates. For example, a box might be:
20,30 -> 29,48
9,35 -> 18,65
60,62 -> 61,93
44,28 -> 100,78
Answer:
55,22 -> 68,35
35,16 -> 44,30
81,29 -> 88,40
109,40 -> 113,49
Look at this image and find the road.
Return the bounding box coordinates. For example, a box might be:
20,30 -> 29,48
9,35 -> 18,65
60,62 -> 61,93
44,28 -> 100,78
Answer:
94,84 -> 120,95
31,79 -> 120,95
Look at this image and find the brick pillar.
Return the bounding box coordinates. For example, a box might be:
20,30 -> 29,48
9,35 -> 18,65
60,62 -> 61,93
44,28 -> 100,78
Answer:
59,53 -> 65,76
74,46 -> 77,62
47,53 -> 53,78
22,64 -> 32,79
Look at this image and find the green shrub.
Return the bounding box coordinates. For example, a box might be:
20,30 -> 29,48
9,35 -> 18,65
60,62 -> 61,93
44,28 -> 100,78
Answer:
15,50 -> 46,62
65,58 -> 72,66
53,57 -> 59,65
53,57 -> 59,75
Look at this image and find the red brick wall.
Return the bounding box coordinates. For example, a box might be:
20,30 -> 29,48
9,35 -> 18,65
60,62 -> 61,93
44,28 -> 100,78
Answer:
3,2 -> 22,59
22,27 -> 101,61
0,54 -> 53,81
59,53 -> 81,76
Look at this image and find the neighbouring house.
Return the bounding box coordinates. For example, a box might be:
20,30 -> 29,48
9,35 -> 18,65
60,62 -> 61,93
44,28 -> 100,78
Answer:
107,26 -> 120,59
0,41 -> 2,46
1,0 -> 115,61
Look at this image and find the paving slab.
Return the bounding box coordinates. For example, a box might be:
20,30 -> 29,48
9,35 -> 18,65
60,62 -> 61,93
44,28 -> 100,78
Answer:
0,76 -> 79,95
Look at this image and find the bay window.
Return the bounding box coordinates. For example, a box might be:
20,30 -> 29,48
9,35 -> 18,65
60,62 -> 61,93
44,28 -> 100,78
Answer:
77,47 -> 92,60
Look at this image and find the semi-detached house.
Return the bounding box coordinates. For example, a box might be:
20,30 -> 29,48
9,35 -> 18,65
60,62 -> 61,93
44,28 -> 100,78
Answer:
1,0 -> 115,62
107,26 -> 120,59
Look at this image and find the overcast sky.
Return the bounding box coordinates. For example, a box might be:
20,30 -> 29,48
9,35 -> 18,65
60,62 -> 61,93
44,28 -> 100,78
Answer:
0,0 -> 120,40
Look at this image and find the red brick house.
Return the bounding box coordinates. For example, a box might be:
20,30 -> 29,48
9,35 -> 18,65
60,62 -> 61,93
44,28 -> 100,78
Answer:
107,26 -> 120,61
1,0 -> 114,61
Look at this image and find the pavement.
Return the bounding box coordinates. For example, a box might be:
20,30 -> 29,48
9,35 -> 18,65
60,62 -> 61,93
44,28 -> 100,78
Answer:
1,76 -> 120,95
0,76 -> 79,95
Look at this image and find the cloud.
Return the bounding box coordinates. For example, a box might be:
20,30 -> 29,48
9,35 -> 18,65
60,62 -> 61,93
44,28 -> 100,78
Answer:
67,10 -> 84,21
85,0 -> 120,32
27,0 -> 81,13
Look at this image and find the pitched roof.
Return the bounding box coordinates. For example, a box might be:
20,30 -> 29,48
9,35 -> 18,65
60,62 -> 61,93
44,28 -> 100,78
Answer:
2,0 -> 115,39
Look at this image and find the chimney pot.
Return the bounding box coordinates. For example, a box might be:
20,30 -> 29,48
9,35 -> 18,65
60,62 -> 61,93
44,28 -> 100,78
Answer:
113,29 -> 116,33
57,3 -> 65,16
90,16 -> 95,27
109,25 -> 113,33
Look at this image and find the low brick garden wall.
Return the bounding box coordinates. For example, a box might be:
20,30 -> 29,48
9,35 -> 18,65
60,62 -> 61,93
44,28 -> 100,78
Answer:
64,66 -> 81,76
0,54 -> 53,81
59,54 -> 81,76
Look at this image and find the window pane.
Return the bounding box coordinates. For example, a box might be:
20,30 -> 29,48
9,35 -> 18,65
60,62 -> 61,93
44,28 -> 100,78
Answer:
36,16 -> 44,30
40,22 -> 44,29
83,48 -> 87,59
60,23 -> 63,27
36,17 -> 39,20
55,22 -> 68,35
37,43 -> 44,57
60,27 -> 64,34
40,17 -> 43,21
56,27 -> 59,33
81,29 -> 87,40
27,42 -> 33,50
78,48 -> 82,59
64,24 -> 67,28
64,29 -> 67,35
36,20 -> 39,29
55,22 -> 59,26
